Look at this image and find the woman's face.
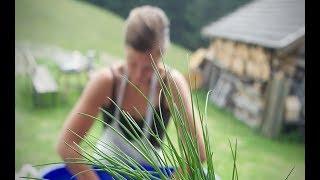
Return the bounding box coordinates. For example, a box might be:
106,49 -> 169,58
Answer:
125,46 -> 161,86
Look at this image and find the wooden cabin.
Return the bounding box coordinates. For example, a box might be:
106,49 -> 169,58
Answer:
189,0 -> 305,138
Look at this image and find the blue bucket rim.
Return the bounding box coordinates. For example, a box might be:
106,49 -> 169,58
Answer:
39,163 -> 175,179
39,164 -> 67,179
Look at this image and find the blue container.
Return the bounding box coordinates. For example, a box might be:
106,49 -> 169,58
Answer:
40,164 -> 175,180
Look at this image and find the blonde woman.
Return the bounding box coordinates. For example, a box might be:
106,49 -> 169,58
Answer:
57,5 -> 206,179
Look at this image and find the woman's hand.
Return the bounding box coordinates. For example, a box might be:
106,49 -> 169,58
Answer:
170,167 -> 182,180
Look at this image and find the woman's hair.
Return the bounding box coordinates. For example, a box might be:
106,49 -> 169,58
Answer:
124,5 -> 170,53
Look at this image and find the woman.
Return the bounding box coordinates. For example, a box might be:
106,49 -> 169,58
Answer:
56,5 -> 206,179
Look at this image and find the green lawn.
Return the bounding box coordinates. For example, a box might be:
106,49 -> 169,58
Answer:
15,0 -> 304,179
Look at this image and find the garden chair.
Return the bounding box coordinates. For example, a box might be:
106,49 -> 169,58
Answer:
24,50 -> 58,107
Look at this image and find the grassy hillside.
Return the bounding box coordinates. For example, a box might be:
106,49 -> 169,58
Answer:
15,0 -> 190,73
15,0 -> 304,179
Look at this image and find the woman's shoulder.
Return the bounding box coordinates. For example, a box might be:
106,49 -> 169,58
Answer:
89,67 -> 113,83
164,66 -> 185,82
163,66 -> 190,90
88,62 -> 126,87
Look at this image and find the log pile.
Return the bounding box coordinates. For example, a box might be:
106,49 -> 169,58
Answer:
232,83 -> 264,127
189,48 -> 207,69
187,38 -> 304,135
284,57 -> 304,123
209,72 -> 235,108
185,48 -> 207,90
186,68 -> 204,90
207,39 -> 271,81
284,95 -> 301,122
186,39 -> 272,128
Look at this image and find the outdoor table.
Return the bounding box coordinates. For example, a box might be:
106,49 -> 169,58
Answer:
56,51 -> 92,93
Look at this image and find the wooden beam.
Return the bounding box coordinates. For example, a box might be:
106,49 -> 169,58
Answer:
260,72 -> 291,138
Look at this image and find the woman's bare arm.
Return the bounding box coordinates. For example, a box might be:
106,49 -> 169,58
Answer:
168,70 -> 207,163
56,68 -> 113,180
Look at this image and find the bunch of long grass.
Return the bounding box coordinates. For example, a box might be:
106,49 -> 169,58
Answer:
61,54 -> 240,179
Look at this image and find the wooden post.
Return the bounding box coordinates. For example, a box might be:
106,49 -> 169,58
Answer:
272,77 -> 291,136
202,59 -> 214,90
208,63 -> 221,91
260,72 -> 291,138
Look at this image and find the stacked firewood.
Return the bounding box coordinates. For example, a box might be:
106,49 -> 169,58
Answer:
232,82 -> 264,127
208,39 -> 271,81
188,38 -> 304,134
185,48 -> 207,90
284,58 -> 304,123
284,95 -> 301,122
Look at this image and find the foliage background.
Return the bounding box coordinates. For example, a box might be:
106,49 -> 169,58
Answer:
82,0 -> 252,50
